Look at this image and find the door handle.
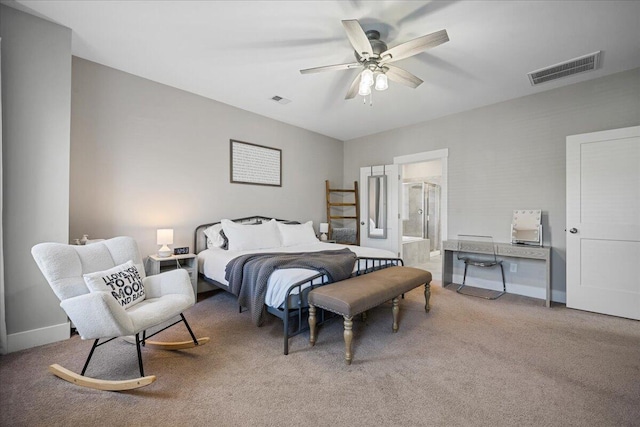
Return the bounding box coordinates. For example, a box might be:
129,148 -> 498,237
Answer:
417,209 -> 423,215
569,228 -> 578,234
360,221 -> 365,226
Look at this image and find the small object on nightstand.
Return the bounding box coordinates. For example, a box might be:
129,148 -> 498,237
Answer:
156,229 -> 173,257
319,222 -> 329,241
174,247 -> 189,255
80,235 -> 88,245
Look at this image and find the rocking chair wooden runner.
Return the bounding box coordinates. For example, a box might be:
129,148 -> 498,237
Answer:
31,237 -> 209,391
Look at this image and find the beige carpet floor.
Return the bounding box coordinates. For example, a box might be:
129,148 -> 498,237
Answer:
1,283 -> 639,427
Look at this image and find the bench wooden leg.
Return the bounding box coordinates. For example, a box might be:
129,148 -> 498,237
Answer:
309,304 -> 317,346
424,282 -> 431,313
392,297 -> 400,332
344,316 -> 353,365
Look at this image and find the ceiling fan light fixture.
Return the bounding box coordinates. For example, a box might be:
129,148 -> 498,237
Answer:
358,80 -> 371,96
361,69 -> 374,87
375,73 -> 388,91
300,20 -> 449,102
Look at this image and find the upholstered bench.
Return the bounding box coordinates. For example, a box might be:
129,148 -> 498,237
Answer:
308,266 -> 432,364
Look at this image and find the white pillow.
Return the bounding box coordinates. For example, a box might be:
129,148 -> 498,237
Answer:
203,223 -> 225,249
83,260 -> 145,310
277,221 -> 319,246
221,219 -> 282,251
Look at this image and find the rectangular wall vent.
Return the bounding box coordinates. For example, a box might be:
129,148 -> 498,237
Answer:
271,95 -> 291,105
527,51 -> 601,86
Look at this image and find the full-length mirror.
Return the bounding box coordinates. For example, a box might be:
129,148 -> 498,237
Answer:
368,175 -> 387,239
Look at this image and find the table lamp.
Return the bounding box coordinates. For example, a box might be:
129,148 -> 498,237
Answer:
157,228 -> 174,257
319,223 -> 329,241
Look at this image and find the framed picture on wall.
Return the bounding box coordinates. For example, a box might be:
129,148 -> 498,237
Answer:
230,139 -> 282,187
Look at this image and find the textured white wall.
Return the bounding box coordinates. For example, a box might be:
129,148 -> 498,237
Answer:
344,68 -> 640,301
70,58 -> 343,258
1,6 -> 71,343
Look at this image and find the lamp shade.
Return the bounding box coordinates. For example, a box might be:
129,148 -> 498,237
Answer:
157,229 -> 174,245
375,73 -> 388,91
361,69 -> 374,87
358,81 -> 371,96
319,223 -> 329,233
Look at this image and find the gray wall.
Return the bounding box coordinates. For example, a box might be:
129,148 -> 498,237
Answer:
344,68 -> 640,301
1,6 -> 71,344
70,58 -> 343,259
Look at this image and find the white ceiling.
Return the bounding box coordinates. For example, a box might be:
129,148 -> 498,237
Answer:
6,0 -> 640,141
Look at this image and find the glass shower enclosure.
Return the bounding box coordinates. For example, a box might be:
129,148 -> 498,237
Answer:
402,182 -> 441,251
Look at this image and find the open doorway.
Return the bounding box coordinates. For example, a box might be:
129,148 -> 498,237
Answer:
394,149 -> 448,281
402,163 -> 442,252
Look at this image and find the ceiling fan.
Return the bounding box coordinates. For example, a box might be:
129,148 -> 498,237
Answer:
300,20 -> 449,100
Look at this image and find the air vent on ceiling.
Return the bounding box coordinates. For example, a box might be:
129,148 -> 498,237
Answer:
271,95 -> 291,105
527,51 -> 602,86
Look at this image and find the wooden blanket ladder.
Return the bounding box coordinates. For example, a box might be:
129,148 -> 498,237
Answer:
325,180 -> 360,245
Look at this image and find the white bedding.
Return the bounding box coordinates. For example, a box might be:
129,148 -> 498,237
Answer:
197,242 -> 397,308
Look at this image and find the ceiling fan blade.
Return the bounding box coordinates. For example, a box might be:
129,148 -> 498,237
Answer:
345,72 -> 362,99
300,62 -> 360,74
380,29 -> 449,64
342,19 -> 372,59
385,65 -> 423,88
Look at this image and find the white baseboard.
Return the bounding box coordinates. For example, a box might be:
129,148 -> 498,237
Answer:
451,274 -> 562,303
7,322 -> 70,353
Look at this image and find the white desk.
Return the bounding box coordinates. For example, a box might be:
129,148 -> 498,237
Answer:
442,240 -> 552,307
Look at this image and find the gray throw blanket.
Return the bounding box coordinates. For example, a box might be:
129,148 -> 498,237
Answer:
225,248 -> 357,326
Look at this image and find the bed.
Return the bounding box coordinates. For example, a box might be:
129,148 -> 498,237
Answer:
194,216 -> 402,354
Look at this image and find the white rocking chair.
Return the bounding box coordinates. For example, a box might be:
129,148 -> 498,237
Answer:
31,236 -> 209,391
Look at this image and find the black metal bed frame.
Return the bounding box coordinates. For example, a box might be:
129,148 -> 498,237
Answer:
274,256 -> 403,355
194,216 -> 403,355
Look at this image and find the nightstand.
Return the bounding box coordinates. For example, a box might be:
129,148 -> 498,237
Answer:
146,253 -> 198,297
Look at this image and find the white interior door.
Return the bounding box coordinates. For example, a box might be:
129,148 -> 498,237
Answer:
566,126 -> 640,320
359,165 -> 399,256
